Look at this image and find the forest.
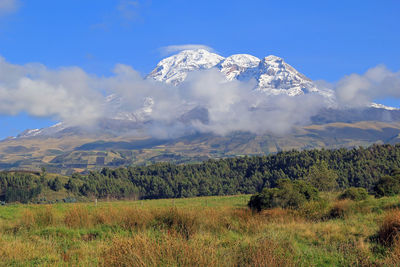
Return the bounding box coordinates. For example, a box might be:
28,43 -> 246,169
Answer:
2,143 -> 400,203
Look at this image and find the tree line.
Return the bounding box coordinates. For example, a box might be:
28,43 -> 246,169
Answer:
2,144 -> 400,203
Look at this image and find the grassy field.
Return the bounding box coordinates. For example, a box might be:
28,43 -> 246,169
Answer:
1,194 -> 400,266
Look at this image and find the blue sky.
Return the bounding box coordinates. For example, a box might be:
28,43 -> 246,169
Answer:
0,0 -> 399,138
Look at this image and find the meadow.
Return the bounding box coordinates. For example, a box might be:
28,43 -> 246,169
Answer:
1,194 -> 400,266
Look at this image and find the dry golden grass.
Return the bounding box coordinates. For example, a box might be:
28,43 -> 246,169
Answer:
64,204 -> 91,228
101,234 -> 219,267
153,207 -> 200,240
3,195 -> 400,266
236,238 -> 297,267
261,207 -> 297,223
383,239 -> 400,266
121,207 -> 153,231
378,209 -> 400,246
0,236 -> 59,264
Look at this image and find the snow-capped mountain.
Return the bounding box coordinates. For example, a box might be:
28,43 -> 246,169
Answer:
237,55 -> 319,96
10,49 -> 398,140
147,49 -> 329,97
147,49 -> 224,85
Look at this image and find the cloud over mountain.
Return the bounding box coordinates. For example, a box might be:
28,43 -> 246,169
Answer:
1,49 -> 399,139
160,44 -> 214,56
335,65 -> 400,107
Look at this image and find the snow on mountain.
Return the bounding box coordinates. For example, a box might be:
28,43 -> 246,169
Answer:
217,54 -> 261,81
238,55 -> 319,96
16,122 -> 66,138
17,128 -> 42,138
147,49 -> 224,85
370,103 -> 400,111
147,49 -> 329,98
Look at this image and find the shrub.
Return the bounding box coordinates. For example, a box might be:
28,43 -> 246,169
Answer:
298,199 -> 330,221
248,179 -> 319,211
378,209 -> 400,246
374,169 -> 400,197
339,187 -> 369,201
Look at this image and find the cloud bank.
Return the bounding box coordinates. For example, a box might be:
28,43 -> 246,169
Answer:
0,57 -> 104,126
335,65 -> 400,107
0,55 -> 399,139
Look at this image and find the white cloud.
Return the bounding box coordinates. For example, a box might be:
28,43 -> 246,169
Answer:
160,44 -> 214,56
335,65 -> 400,107
102,67 -> 325,138
0,0 -> 19,16
0,57 -> 104,126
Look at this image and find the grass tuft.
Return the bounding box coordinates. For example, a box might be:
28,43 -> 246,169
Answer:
378,209 -> 400,246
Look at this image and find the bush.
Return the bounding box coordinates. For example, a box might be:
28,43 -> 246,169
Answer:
374,169 -> 400,197
298,199 -> 330,221
248,179 -> 319,211
339,187 -> 369,201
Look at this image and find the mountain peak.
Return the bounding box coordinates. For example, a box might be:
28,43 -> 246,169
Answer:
147,49 -> 224,85
263,55 -> 284,62
147,50 -> 326,97
218,54 -> 260,80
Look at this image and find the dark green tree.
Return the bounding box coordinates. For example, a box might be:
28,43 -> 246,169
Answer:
49,177 -> 63,191
306,161 -> 338,192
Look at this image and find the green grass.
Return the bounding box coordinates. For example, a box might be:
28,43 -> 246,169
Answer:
1,194 -> 400,266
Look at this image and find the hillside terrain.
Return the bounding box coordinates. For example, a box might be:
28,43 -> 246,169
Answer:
1,120 -> 400,174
